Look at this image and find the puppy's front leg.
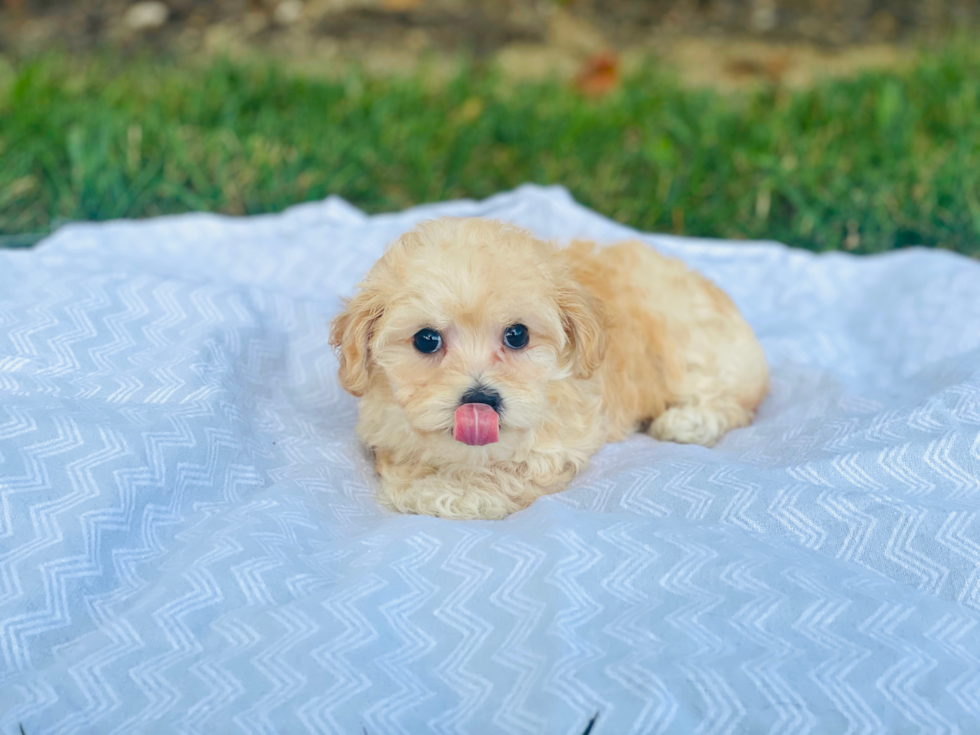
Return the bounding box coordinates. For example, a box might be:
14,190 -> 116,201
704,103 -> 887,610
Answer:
376,460 -> 546,520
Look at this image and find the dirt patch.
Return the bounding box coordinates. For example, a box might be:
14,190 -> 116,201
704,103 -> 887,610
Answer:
0,0 -> 969,88
315,7 -> 544,55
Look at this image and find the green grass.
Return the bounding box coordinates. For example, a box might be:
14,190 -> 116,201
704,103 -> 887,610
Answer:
2,45 -> 980,255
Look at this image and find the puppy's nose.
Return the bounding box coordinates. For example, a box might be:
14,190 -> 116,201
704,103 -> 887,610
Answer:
460,386 -> 502,413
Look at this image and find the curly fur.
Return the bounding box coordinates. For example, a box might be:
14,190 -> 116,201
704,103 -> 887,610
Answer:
330,218 -> 768,520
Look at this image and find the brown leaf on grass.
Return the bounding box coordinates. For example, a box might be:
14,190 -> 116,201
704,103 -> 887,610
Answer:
574,52 -> 620,97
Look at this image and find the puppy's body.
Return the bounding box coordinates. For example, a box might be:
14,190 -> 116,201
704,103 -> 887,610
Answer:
331,218 -> 767,520
571,239 -> 768,447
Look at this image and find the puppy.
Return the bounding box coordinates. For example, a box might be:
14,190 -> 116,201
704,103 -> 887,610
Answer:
330,218 -> 767,520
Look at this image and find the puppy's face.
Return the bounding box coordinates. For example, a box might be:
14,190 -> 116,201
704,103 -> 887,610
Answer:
330,218 -> 606,451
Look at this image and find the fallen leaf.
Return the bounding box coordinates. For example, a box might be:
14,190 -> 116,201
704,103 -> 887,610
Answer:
574,52 -> 620,97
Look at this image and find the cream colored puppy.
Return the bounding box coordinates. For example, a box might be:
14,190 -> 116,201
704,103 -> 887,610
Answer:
330,218 -> 768,520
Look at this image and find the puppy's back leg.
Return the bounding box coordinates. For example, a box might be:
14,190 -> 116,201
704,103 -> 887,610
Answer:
648,398 -> 755,448
646,335 -> 766,448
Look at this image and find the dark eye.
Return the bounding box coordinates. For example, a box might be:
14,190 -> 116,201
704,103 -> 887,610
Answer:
413,328 -> 442,354
503,324 -> 529,350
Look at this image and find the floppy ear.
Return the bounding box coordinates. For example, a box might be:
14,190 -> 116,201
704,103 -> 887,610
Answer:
329,288 -> 385,397
559,281 -> 608,379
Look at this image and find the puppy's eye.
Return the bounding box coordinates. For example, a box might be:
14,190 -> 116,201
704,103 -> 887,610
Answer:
413,328 -> 442,354
503,324 -> 529,350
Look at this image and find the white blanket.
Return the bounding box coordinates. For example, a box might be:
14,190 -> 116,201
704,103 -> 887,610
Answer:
1,186 -> 979,734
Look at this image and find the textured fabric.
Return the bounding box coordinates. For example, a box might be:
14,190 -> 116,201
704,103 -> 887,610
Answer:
1,185 -> 979,735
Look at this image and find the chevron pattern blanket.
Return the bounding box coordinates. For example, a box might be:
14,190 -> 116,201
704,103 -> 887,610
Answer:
1,186 -> 979,735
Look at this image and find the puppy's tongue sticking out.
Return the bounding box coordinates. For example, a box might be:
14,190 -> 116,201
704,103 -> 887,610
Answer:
454,403 -> 499,446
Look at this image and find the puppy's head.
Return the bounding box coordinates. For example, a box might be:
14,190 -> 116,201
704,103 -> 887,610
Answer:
329,218 -> 606,449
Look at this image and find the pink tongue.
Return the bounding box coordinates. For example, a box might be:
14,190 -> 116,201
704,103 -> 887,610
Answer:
454,403 -> 499,446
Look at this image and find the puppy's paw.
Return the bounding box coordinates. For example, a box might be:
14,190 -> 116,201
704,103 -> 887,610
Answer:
649,402 -> 752,447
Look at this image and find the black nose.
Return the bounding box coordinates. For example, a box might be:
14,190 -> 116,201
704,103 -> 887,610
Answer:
460,387 -> 502,413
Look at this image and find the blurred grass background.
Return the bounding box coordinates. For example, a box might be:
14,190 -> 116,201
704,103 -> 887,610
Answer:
1,41 -> 979,255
